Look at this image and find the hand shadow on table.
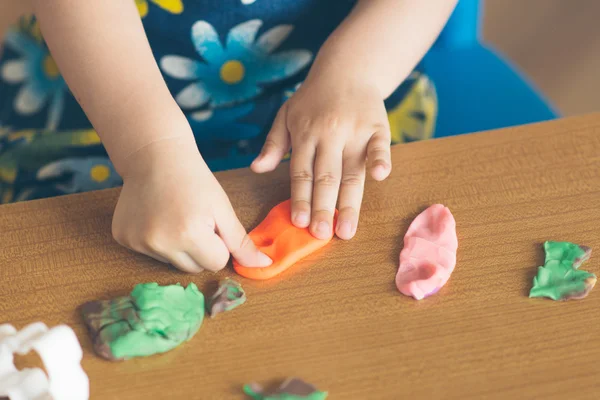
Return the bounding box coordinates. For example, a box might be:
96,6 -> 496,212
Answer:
199,279 -> 220,300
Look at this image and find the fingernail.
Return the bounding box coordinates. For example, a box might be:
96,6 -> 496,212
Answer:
337,220 -> 353,239
372,163 -> 389,180
294,212 -> 310,227
256,252 -> 272,267
316,221 -> 330,237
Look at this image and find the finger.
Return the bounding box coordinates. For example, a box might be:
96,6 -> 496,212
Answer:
335,146 -> 366,240
135,224 -> 229,273
117,237 -> 172,265
251,103 -> 291,173
138,235 -> 206,274
367,127 -> 392,181
310,145 -> 343,240
182,232 -> 231,272
289,144 -> 316,229
215,205 -> 272,268
137,235 -> 207,274
136,246 -> 171,264
168,251 -> 207,274
115,229 -> 173,264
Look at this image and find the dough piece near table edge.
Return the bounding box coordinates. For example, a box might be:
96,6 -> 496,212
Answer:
81,282 -> 204,361
530,241 -> 596,301
0,322 -> 89,400
207,278 -> 247,317
244,377 -> 328,399
395,204 -> 458,300
234,200 -> 337,280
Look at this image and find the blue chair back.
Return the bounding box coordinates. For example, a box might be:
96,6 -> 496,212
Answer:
423,0 -> 557,137
434,0 -> 482,49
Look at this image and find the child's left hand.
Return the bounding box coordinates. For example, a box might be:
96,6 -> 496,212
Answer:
251,74 -> 392,241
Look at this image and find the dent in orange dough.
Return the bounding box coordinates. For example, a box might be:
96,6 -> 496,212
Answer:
233,200 -> 337,280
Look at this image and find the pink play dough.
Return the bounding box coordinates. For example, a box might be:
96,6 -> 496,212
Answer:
396,204 -> 458,300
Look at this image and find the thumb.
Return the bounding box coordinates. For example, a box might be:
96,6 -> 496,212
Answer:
251,103 -> 291,173
215,203 -> 272,268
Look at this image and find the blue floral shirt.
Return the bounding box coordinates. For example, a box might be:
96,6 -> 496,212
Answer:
0,0 -> 423,194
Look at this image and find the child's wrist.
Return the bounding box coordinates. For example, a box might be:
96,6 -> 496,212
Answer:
93,91 -> 189,166
102,103 -> 197,177
118,133 -> 205,182
307,44 -> 387,99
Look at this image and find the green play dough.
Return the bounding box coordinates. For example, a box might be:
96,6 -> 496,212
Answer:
207,278 -> 247,317
111,282 -> 204,359
243,386 -> 328,400
82,282 -> 205,360
529,241 -> 596,301
243,379 -> 328,400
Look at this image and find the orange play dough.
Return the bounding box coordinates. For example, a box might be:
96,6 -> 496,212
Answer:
233,200 -> 337,280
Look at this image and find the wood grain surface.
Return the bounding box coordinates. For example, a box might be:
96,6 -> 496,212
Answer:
1,114 -> 600,399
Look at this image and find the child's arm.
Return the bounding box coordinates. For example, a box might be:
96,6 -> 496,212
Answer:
33,0 -> 185,173
252,0 -> 457,240
32,0 -> 271,272
311,0 -> 458,99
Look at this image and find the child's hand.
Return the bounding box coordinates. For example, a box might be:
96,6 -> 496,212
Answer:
112,137 -> 272,273
251,76 -> 392,241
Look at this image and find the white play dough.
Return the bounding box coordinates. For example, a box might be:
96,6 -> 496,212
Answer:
0,322 -> 89,400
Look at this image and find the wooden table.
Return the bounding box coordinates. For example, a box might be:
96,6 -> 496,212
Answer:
2,114 -> 600,399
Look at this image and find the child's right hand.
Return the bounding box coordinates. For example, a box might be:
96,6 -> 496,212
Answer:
111,137 -> 272,273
